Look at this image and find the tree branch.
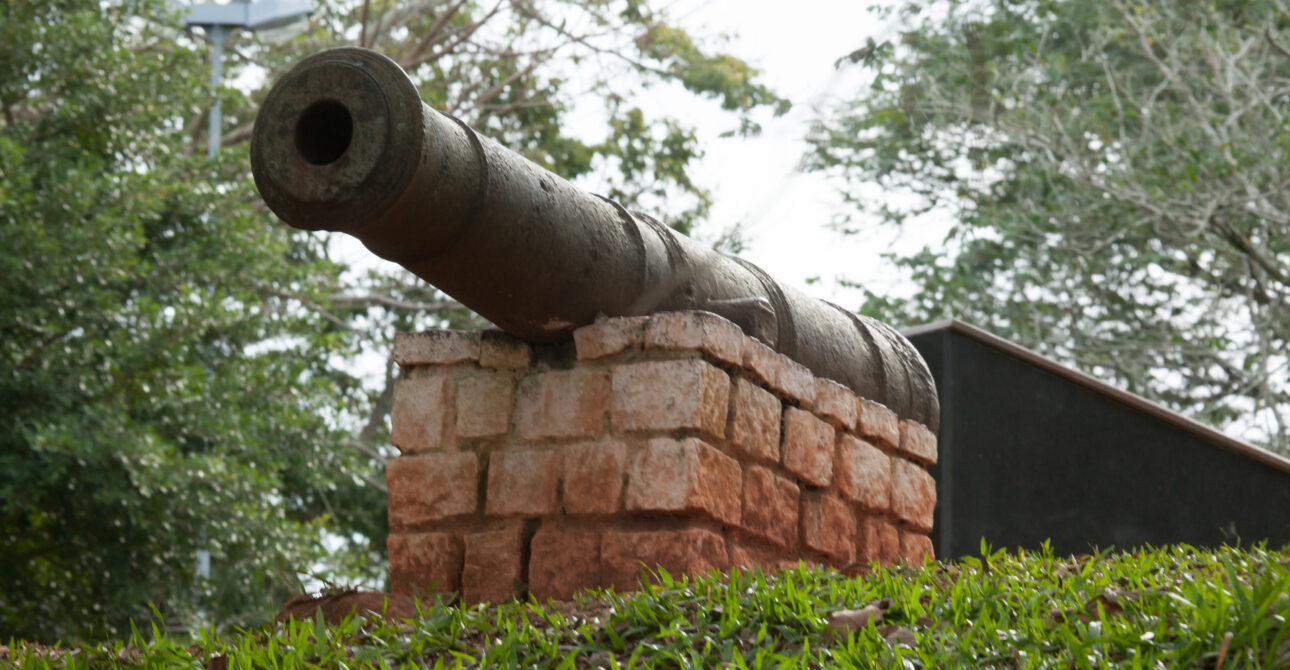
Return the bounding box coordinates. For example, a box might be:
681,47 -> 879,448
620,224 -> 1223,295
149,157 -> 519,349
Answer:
323,293 -> 464,313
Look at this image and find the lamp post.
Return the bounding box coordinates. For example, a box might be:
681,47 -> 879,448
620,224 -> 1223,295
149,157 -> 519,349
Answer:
181,0 -> 311,583
184,0 -> 312,158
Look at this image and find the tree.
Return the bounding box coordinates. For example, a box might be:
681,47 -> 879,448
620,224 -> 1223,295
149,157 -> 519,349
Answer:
1,0 -> 784,641
808,0 -> 1290,454
0,0 -> 376,640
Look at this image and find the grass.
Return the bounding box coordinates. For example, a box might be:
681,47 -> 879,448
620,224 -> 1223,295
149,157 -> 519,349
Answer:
4,543 -> 1289,668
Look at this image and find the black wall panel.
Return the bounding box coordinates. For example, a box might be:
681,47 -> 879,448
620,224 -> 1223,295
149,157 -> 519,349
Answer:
907,324 -> 1290,558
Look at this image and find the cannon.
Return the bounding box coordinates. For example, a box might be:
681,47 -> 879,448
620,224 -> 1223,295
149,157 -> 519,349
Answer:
250,47 -> 939,430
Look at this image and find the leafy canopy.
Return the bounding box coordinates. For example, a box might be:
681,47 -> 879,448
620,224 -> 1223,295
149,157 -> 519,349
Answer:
0,0 -> 374,641
809,0 -> 1290,453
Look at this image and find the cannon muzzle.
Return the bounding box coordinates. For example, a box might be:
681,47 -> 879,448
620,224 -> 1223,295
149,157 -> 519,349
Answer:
251,47 -> 939,430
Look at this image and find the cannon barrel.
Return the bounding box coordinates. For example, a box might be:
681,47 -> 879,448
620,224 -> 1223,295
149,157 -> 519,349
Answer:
250,47 -> 939,430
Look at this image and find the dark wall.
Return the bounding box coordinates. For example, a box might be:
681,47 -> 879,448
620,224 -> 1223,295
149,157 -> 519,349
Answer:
908,327 -> 1290,558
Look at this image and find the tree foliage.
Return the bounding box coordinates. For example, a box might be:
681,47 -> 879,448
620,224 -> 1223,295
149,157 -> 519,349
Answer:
0,0 -> 373,640
809,0 -> 1290,453
1,0 -> 783,641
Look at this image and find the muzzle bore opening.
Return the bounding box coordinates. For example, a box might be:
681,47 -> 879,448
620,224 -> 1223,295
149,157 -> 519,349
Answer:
295,100 -> 353,165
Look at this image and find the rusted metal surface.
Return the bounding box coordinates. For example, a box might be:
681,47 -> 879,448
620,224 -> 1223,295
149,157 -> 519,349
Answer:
250,47 -> 940,430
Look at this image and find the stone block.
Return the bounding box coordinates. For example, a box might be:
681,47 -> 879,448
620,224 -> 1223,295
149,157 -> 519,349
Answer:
529,526 -> 600,601
643,311 -> 745,366
891,458 -> 936,533
728,537 -> 800,572
899,420 -> 938,465
773,357 -> 817,408
455,374 -> 513,440
461,525 -> 525,605
514,369 -> 609,441
601,527 -> 728,590
728,377 -> 782,465
856,398 -> 900,450
800,493 -> 856,562
480,332 -> 533,369
573,316 -> 648,361
899,531 -> 935,565
813,379 -> 858,431
390,376 -> 452,453
388,532 -> 463,597
740,465 -> 800,548
741,342 -> 815,408
740,341 -> 779,389
834,434 -> 892,511
562,440 -> 628,515
486,450 -> 560,517
393,330 -> 481,367
387,453 -> 478,528
856,515 -> 900,563
610,360 -> 729,439
782,408 -> 835,487
625,438 -> 741,525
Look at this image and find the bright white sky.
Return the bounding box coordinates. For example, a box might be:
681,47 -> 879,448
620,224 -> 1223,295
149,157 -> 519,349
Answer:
668,0 -> 934,309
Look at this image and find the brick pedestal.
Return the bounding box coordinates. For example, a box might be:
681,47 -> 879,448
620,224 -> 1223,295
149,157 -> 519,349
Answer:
386,311 -> 937,604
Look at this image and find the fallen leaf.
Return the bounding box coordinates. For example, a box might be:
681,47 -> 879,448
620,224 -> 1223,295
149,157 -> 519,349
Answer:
827,599 -> 892,635
1215,631 -> 1233,670
1083,590 -> 1125,619
275,590 -> 417,625
878,624 -> 917,647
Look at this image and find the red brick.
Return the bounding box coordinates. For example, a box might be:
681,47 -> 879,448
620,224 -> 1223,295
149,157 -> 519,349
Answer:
728,538 -> 800,572
461,525 -> 525,605
601,527 -> 728,590
390,376 -> 452,453
728,378 -> 781,464
741,341 -> 780,390
388,532 -> 463,597
455,374 -> 513,439
774,357 -> 817,408
480,332 -> 533,369
742,342 -> 814,408
643,311 -> 745,366
486,450 -> 560,517
393,330 -> 481,367
856,398 -> 900,450
387,452 -> 478,528
891,458 -> 936,533
573,316 -> 648,360
625,438 -> 741,525
782,408 -> 835,487
514,369 -> 609,441
800,493 -> 856,562
899,531 -> 935,565
856,515 -> 900,563
899,420 -> 938,465
834,434 -> 892,511
610,360 -> 729,438
740,465 -> 800,548
813,379 -> 858,431
562,440 -> 627,515
529,526 -> 600,601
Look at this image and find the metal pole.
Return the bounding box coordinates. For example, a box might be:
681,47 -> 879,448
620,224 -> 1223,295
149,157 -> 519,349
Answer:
199,25 -> 230,582
207,25 -> 229,158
